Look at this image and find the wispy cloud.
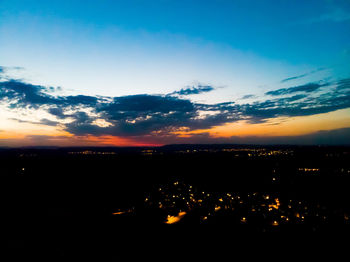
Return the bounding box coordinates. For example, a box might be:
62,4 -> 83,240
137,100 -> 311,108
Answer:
169,84 -> 215,96
280,68 -> 327,83
265,82 -> 328,96
240,94 -> 257,100
281,73 -> 308,83
337,78 -> 350,90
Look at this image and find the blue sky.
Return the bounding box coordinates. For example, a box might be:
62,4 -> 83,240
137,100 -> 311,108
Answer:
1,0 -> 349,98
0,0 -> 349,146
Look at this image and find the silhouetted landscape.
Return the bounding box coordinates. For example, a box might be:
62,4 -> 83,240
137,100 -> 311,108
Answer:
3,144 -> 350,256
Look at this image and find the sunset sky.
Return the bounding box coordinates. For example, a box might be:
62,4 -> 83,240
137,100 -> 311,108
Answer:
0,0 -> 349,146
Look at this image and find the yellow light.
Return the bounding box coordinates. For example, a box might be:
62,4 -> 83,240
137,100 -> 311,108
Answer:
165,211 -> 187,224
112,211 -> 125,215
112,209 -> 133,215
272,221 -> 279,226
268,198 -> 280,210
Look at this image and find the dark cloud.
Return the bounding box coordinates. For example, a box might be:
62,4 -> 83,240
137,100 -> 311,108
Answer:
241,94 -> 256,99
128,127 -> 350,146
280,68 -> 327,83
9,118 -> 59,126
280,73 -> 308,83
64,95 -> 99,106
169,84 -> 215,96
0,80 -> 106,108
0,80 -> 61,108
39,118 -> 60,126
1,76 -> 350,144
265,82 -> 328,96
337,78 -> 350,90
241,89 -> 350,123
48,107 -> 67,119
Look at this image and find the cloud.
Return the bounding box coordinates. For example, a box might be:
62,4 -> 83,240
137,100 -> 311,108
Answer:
265,82 -> 328,96
169,84 -> 215,96
123,127 -> 350,146
280,73 -> 308,83
337,78 -> 350,90
1,75 -> 350,143
0,80 -> 61,107
280,68 -> 327,83
0,66 -> 25,81
48,107 -> 68,119
240,94 -> 257,100
9,117 -> 60,127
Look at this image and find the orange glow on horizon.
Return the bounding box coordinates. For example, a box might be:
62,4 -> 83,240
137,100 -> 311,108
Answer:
1,108 -> 349,147
173,108 -> 350,138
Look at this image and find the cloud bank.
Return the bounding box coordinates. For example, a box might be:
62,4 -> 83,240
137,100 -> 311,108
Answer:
0,68 -> 350,145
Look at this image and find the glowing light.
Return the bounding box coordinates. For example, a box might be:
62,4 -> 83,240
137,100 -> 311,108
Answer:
112,211 -> 125,215
165,211 -> 187,224
112,209 -> 133,215
272,221 -> 279,226
268,198 -> 281,210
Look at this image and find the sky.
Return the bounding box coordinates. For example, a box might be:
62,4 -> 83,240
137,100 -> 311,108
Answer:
0,0 -> 349,146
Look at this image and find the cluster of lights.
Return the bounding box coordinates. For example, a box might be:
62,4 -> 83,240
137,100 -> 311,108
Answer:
175,148 -> 294,157
140,180 -> 350,227
298,168 -> 320,172
68,151 -> 116,155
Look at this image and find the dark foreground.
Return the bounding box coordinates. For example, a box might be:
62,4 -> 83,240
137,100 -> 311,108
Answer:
2,144 -> 350,257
